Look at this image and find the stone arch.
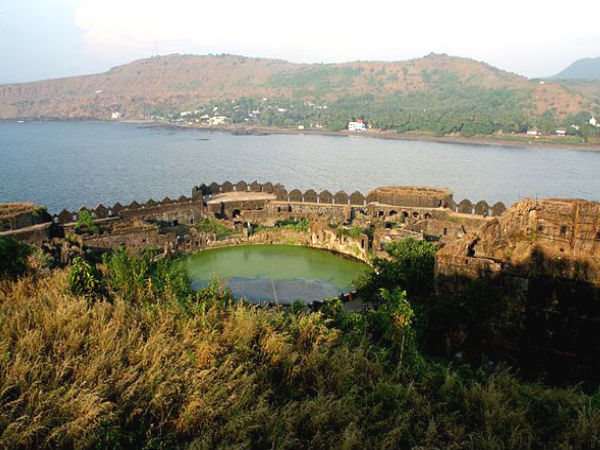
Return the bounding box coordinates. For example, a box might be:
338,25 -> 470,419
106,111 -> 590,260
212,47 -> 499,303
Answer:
221,181 -> 233,192
288,189 -> 302,202
389,210 -> 398,216
457,199 -> 473,214
232,209 -> 241,218
275,188 -> 288,201
474,200 -> 490,216
303,189 -> 318,203
319,190 -> 333,204
209,182 -> 221,195
349,191 -> 365,205
412,211 -> 420,219
334,190 -> 348,205
235,180 -> 248,192
402,211 -> 409,219
262,182 -> 274,193
424,213 -> 432,219
377,210 -> 385,218
250,181 -> 262,192
94,204 -> 109,219
491,202 -> 507,217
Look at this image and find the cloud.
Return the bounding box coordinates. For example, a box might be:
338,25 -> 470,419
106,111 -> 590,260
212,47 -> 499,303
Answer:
74,0 -> 600,76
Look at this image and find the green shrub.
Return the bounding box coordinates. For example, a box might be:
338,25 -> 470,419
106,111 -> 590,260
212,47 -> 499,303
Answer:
0,237 -> 32,279
74,210 -> 100,234
68,256 -> 102,297
356,238 -> 437,299
103,247 -> 193,304
196,217 -> 238,240
274,218 -> 310,232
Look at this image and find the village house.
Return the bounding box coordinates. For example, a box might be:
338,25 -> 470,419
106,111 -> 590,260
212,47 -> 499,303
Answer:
348,120 -> 366,132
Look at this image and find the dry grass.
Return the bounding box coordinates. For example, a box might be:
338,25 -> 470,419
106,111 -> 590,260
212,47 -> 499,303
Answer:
1,270 -> 599,450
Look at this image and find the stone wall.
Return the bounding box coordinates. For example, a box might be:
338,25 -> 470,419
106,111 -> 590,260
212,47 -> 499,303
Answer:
52,196 -> 199,225
0,222 -> 52,245
433,198 -> 600,381
195,181 -> 503,217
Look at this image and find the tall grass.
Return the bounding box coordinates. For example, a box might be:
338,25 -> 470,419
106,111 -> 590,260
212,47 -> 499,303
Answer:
0,269 -> 599,449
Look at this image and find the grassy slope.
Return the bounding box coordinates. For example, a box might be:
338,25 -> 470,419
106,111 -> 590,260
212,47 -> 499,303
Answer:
1,269 -> 599,450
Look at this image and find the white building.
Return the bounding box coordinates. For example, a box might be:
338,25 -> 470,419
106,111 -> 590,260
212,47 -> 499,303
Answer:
111,112 -> 121,120
555,129 -> 566,136
526,128 -> 540,136
590,116 -> 600,127
348,120 -> 366,132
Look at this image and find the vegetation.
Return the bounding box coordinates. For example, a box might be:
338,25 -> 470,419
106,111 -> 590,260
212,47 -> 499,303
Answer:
274,217 -> 310,232
74,210 -> 100,234
356,238 -> 438,299
1,242 -> 600,449
196,216 -> 239,240
335,225 -> 369,240
0,237 -> 33,279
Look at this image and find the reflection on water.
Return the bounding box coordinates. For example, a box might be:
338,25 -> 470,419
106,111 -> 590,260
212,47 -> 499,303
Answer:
181,245 -> 366,303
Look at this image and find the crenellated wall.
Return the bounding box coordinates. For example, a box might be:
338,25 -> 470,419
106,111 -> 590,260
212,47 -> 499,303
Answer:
193,181 -> 505,217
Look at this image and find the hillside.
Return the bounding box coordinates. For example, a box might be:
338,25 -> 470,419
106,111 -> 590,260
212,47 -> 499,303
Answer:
0,53 -> 598,136
554,56 -> 600,80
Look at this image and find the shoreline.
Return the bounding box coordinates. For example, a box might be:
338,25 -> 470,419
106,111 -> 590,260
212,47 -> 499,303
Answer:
127,120 -> 600,152
4,118 -> 600,152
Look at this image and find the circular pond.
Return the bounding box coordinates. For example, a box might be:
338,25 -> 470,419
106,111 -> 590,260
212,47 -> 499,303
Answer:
180,245 -> 366,303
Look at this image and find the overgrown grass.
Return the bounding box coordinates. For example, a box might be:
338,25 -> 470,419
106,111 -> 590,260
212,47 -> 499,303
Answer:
1,252 -> 600,449
196,217 -> 240,240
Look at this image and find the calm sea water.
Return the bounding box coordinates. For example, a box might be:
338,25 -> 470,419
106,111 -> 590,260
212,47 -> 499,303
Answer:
1,121 -> 600,212
180,244 -> 365,303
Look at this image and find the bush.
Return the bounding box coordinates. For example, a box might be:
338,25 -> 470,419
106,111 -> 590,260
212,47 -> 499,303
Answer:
74,210 -> 100,234
102,247 -> 193,304
68,255 -> 102,297
0,237 -> 32,279
356,238 -> 437,300
274,218 -> 310,232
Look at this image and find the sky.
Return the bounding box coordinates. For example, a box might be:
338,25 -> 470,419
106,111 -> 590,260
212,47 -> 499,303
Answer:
1,0 -> 599,84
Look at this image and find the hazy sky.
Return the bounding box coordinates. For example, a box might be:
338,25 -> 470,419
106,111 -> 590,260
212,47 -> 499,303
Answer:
1,0 -> 599,83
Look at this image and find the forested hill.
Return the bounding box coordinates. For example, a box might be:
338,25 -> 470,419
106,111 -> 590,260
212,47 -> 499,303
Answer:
1,53 -> 599,136
553,56 -> 600,80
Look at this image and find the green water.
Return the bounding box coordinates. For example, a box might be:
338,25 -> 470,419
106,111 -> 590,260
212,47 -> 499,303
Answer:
180,244 -> 366,303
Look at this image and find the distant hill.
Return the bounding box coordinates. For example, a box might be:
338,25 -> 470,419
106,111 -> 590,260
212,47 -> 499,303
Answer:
554,56 -> 600,80
0,53 -> 598,136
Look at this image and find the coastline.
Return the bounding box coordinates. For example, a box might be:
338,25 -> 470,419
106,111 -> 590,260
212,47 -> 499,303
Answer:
4,118 -> 600,151
126,120 -> 600,152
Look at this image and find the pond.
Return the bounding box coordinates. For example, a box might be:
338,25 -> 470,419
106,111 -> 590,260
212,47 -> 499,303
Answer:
180,244 -> 367,303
